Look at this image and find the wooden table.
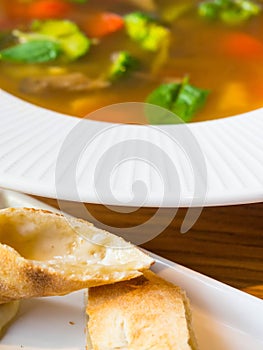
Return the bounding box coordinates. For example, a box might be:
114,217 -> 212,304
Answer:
34,196 -> 263,299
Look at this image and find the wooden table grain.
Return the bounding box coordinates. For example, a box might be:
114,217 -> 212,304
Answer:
34,196 -> 263,299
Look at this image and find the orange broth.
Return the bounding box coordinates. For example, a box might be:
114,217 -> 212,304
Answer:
0,0 -> 263,123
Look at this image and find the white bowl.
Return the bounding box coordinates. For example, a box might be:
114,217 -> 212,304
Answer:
0,88 -> 263,207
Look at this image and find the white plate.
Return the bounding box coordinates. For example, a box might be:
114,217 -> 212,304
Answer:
0,189 -> 263,349
1,90 -> 263,207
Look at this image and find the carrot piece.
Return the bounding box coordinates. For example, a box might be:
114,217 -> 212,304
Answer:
28,0 -> 71,19
83,12 -> 124,38
220,32 -> 263,60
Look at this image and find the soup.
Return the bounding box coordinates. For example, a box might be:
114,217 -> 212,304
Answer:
0,0 -> 263,124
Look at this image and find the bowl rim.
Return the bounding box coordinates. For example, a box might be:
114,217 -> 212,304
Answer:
0,88 -> 263,207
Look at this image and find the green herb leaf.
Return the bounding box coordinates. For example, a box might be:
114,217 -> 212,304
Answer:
171,83 -> 209,122
146,81 -> 209,123
146,83 -> 181,110
0,40 -> 60,63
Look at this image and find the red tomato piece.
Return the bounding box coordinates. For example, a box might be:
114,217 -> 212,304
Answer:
220,32 -> 263,60
28,0 -> 71,19
83,12 -> 124,38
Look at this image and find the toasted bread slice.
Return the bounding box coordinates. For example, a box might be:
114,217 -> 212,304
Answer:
0,301 -> 20,338
0,207 -> 153,303
87,270 -> 198,350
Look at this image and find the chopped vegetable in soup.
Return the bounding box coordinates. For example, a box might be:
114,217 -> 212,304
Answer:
198,0 -> 261,24
146,77 -> 209,123
0,0 -> 263,124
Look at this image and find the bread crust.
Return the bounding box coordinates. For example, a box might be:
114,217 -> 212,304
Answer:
87,270 -> 198,350
0,208 -> 153,303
